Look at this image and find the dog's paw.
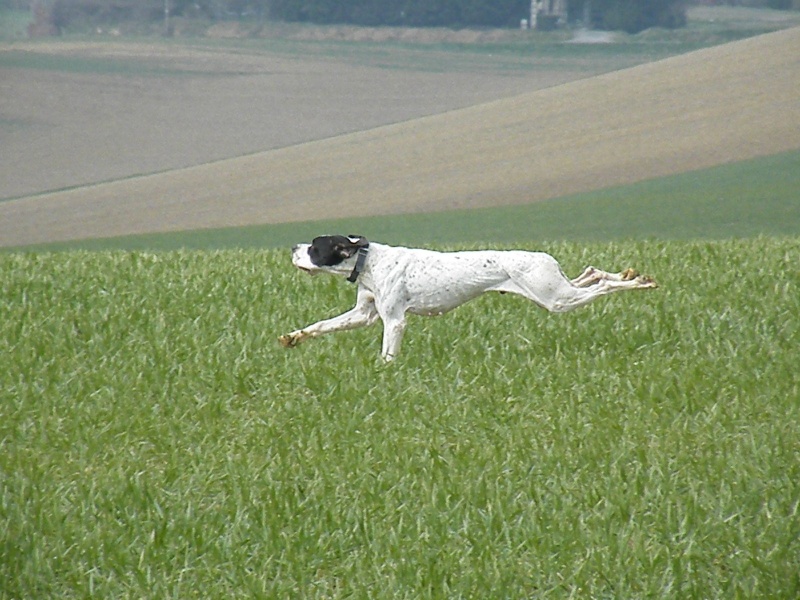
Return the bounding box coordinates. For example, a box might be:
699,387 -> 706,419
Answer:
278,333 -> 300,348
621,268 -> 640,281
637,275 -> 659,289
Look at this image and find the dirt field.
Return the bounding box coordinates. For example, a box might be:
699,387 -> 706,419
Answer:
1,20 -> 799,246
0,42 -> 577,200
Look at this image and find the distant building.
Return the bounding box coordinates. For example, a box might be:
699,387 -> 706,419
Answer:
531,0 -> 568,30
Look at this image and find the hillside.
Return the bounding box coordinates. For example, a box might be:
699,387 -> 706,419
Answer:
1,26 -> 798,247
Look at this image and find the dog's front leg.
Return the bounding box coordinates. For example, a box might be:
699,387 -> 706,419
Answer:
379,309 -> 407,362
279,288 -> 378,348
380,318 -> 406,362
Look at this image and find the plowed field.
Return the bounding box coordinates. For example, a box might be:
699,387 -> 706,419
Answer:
1,21 -> 798,247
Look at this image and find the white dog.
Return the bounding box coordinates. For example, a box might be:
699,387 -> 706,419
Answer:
279,235 -> 657,362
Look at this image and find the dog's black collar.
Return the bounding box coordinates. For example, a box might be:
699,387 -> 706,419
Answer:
347,244 -> 370,283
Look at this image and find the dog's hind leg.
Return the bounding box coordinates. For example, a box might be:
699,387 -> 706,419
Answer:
571,266 -> 644,288
545,275 -> 657,313
506,258 -> 657,313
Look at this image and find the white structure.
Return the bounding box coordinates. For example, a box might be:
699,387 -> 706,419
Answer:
531,0 -> 568,29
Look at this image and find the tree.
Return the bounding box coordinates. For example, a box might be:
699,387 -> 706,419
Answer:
268,0 -> 530,28
45,0 -> 689,31
571,0 -> 686,33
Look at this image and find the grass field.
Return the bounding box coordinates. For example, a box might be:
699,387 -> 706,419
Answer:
2,237 -> 799,598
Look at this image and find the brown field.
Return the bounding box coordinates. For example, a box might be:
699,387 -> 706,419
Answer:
1,19 -> 799,247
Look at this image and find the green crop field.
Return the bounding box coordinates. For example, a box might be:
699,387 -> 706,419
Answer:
2,236 -> 798,598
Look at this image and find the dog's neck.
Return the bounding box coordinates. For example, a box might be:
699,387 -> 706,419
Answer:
347,243 -> 370,283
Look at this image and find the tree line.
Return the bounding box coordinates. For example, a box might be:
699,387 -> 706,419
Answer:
37,0 -> 701,34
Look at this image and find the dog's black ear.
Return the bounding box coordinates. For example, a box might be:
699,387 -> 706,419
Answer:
333,235 -> 368,258
346,235 -> 369,248
335,244 -> 357,259
327,235 -> 368,261
331,237 -> 357,258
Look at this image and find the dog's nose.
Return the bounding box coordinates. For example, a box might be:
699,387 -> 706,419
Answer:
291,244 -> 299,253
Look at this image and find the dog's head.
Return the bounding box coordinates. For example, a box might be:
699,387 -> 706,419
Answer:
291,235 -> 369,277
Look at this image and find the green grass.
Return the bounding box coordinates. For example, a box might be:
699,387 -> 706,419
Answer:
0,46 -> 222,77
2,238 -> 799,598
14,149 -> 799,253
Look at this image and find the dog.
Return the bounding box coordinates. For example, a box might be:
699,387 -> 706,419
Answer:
279,235 -> 657,362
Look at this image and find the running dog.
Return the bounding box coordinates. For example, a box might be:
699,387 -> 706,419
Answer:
279,235 -> 657,362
